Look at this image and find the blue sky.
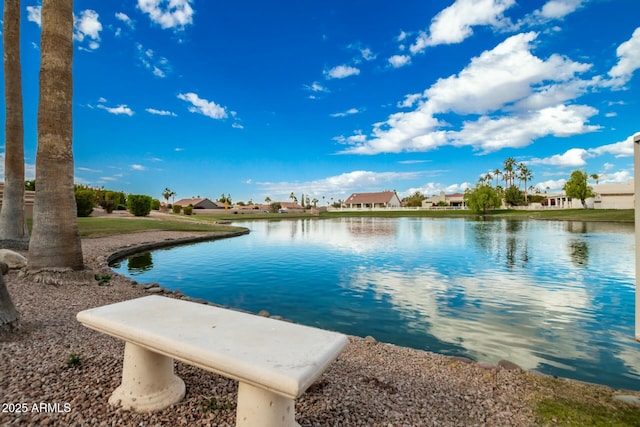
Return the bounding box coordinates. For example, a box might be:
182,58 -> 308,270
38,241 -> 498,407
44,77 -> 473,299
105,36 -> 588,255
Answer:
1,0 -> 639,204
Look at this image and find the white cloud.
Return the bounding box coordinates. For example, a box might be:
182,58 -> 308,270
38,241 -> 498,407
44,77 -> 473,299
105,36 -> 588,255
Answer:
607,27 -> 640,88
533,0 -> 587,21
97,104 -> 134,116
537,178 -> 567,192
333,131 -> 367,146
589,134 -> 635,158
256,170 -> 422,200
26,6 -> 41,25
131,164 -> 146,171
340,32 -> 598,155
304,81 -> 329,93
146,108 -> 177,116
330,108 -> 360,118
74,10 -> 102,50
453,104 -> 600,153
359,47 -> 376,61
136,43 -> 171,78
115,12 -> 135,29
324,65 -> 360,79
388,55 -> 411,68
27,6 -> 102,51
424,32 -> 591,114
410,0 -> 516,54
137,0 -> 194,30
528,148 -> 592,167
177,92 -> 228,119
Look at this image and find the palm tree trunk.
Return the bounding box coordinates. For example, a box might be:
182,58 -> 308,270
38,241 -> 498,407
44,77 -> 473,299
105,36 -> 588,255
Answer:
0,0 -> 29,248
28,0 -> 84,271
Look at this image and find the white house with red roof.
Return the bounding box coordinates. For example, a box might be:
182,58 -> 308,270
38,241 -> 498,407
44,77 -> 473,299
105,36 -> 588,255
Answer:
344,191 -> 401,209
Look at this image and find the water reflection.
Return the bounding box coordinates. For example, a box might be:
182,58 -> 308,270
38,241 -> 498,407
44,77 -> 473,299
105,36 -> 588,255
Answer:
568,239 -> 589,266
127,252 -> 153,274
111,218 -> 638,390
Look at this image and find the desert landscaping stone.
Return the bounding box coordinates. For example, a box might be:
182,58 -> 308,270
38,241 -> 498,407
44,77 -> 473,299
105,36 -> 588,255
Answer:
0,249 -> 27,269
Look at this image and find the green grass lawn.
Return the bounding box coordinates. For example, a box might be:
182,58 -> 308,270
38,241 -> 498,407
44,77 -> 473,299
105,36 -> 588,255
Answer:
186,209 -> 634,222
24,208 -> 634,238
76,217 -> 245,237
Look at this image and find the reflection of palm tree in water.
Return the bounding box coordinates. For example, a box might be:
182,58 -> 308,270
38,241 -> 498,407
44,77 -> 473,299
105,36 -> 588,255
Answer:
128,252 -> 154,273
568,239 -> 589,266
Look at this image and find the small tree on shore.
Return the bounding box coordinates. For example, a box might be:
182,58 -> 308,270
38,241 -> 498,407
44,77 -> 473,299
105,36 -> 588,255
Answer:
564,170 -> 595,208
464,183 -> 501,214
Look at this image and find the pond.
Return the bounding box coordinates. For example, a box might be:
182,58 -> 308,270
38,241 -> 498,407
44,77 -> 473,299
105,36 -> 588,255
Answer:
111,217 -> 639,391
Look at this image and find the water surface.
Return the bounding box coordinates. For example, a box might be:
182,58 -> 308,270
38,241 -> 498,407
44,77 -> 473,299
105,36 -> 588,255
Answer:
111,217 -> 638,391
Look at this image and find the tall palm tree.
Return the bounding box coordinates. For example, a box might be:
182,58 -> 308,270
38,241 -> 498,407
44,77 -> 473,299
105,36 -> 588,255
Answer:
28,0 -> 84,272
517,163 -> 533,202
503,157 -> 516,187
590,173 -> 599,184
493,168 -> 501,188
0,0 -> 29,248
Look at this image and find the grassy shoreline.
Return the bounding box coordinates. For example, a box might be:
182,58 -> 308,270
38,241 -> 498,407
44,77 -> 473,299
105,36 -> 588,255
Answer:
68,208 -> 633,237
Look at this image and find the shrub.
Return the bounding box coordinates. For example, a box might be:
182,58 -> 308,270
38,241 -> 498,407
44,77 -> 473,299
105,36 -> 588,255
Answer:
151,199 -> 161,210
99,199 -> 116,213
183,205 -> 193,215
75,189 -> 95,217
127,194 -> 153,217
172,204 -> 182,214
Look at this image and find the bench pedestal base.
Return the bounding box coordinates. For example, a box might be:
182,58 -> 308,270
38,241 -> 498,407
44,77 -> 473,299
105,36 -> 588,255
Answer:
236,382 -> 301,427
108,342 -> 186,412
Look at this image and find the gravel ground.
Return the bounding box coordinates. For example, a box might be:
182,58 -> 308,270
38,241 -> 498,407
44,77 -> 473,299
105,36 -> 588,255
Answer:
0,230 -> 542,426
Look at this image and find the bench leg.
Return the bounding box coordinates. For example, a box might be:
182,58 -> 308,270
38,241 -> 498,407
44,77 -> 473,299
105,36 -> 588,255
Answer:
108,342 -> 186,412
236,382 -> 301,427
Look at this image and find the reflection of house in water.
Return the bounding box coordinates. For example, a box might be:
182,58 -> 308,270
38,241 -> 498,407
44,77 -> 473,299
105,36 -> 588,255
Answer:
422,191 -> 466,208
343,217 -> 396,238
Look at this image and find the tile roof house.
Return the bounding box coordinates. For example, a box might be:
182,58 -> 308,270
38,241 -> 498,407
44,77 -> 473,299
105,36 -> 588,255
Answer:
344,191 -> 401,209
422,191 -> 466,208
593,180 -> 634,209
278,201 -> 305,212
172,197 -> 219,209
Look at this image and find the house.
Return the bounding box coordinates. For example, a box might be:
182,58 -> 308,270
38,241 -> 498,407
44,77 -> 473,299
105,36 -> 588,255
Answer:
277,201 -> 305,213
593,180 -> 634,209
172,197 -> 218,209
344,191 -> 401,209
422,191 -> 466,208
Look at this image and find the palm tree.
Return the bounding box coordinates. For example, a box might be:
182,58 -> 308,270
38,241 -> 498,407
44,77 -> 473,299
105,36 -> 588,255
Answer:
264,196 -> 271,204
0,0 -> 29,248
503,157 -> 516,187
162,187 -> 175,205
28,0 -> 85,272
493,168 -> 501,188
590,173 -> 599,184
517,163 -> 533,202
289,192 -> 297,203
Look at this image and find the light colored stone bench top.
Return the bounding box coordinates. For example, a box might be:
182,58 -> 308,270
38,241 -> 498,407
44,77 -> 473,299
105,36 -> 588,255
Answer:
77,295 -> 348,399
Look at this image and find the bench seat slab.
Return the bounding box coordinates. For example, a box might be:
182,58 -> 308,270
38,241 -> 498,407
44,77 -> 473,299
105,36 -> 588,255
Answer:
77,295 -> 348,425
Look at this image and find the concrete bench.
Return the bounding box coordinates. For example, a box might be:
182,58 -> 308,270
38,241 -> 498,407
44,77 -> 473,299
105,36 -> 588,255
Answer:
77,295 -> 348,427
